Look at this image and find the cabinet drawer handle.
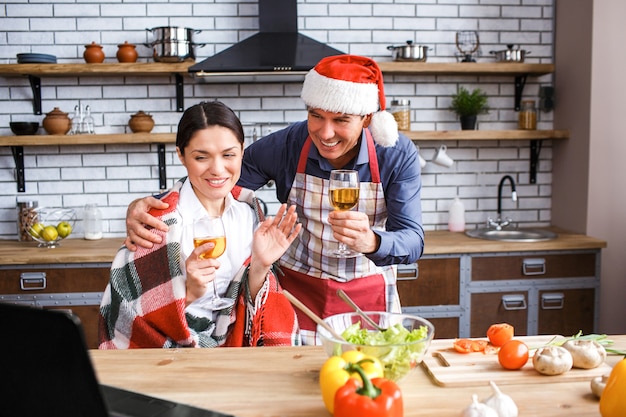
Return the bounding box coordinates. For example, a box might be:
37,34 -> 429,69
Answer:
396,264 -> 418,281
522,258 -> 546,275
501,294 -> 527,310
20,272 -> 47,290
541,292 -> 564,310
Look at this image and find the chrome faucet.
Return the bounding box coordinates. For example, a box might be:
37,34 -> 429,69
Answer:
487,175 -> 518,230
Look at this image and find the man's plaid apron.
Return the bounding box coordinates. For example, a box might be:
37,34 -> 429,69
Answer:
279,129 -> 400,345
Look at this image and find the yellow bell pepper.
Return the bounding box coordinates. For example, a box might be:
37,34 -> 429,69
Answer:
319,350 -> 384,414
600,357 -> 626,417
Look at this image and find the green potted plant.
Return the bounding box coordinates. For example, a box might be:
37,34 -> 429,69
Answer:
449,87 -> 490,130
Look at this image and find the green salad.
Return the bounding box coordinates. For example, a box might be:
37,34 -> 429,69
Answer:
341,322 -> 430,381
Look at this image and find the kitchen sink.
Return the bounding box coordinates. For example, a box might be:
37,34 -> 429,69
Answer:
465,228 -> 558,242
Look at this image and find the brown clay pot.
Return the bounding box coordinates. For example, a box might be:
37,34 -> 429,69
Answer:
84,42 -> 105,63
116,41 -> 138,63
43,107 -> 71,135
128,111 -> 155,133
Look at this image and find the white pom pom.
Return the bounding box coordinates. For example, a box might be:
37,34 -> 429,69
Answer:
369,110 -> 399,147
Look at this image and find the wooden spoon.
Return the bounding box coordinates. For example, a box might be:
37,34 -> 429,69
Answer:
282,290 -> 347,342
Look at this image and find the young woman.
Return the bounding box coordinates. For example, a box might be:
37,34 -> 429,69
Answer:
99,101 -> 302,348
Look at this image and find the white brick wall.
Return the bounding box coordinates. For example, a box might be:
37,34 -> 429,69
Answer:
0,0 -> 554,240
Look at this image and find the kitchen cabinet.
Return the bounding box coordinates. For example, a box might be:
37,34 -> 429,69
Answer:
398,256 -> 463,339
0,264 -> 109,349
468,251 -> 599,338
398,232 -> 602,339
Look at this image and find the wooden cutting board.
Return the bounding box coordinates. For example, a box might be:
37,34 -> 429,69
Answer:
421,335 -> 612,387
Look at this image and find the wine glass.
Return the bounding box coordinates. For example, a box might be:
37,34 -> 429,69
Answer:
455,31 -> 480,62
328,169 -> 360,257
193,216 -> 233,309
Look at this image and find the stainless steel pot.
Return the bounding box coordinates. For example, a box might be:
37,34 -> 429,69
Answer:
387,41 -> 430,62
146,40 -> 206,63
490,44 -> 530,62
146,26 -> 201,43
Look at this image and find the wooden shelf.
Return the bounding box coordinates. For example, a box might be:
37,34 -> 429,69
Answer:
0,62 -> 193,76
0,132 -> 175,146
0,129 -> 567,146
3,133 -> 176,193
0,61 -> 552,77
0,61 -> 554,115
377,61 -> 554,76
1,62 -> 192,115
0,61 -> 559,192
404,129 -> 568,141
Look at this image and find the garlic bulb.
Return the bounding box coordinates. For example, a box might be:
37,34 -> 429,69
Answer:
483,381 -> 518,417
461,394 -> 499,417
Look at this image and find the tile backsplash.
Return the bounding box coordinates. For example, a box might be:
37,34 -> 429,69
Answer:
0,0 -> 555,241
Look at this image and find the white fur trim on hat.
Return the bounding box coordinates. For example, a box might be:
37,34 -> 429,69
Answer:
301,69 -> 379,115
369,110 -> 399,147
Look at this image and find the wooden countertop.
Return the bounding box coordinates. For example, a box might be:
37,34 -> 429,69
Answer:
90,336 -> 625,417
424,227 -> 607,255
0,228 -> 606,265
0,237 -> 123,265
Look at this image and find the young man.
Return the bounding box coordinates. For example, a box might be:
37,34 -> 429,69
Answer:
125,55 -> 425,344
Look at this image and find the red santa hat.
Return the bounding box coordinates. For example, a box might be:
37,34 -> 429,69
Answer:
300,54 -> 399,147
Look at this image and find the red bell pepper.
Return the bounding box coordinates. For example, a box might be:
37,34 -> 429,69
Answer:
333,362 -> 403,417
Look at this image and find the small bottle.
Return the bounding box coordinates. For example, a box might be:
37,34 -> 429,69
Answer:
390,99 -> 411,131
83,203 -> 103,240
518,100 -> 537,130
83,105 -> 94,134
448,197 -> 465,232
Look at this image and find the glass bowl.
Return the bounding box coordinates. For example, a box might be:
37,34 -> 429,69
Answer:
27,207 -> 76,248
317,311 -> 435,381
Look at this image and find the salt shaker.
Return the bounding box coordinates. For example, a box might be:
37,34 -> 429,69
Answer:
83,203 -> 103,240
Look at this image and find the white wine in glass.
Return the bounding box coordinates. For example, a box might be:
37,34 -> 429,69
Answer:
328,169 -> 360,257
193,216 -> 234,309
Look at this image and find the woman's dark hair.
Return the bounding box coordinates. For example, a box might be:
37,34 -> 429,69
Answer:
176,101 -> 244,155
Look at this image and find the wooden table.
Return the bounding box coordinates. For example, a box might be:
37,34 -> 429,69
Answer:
90,336 -> 625,417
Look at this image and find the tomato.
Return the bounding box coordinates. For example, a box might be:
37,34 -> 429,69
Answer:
497,340 -> 529,370
453,339 -> 488,354
471,340 -> 488,352
487,323 -> 514,347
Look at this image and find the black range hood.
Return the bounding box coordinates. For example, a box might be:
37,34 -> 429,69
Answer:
188,0 -> 344,81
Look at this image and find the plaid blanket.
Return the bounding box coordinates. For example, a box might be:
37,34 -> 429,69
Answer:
98,180 -> 301,349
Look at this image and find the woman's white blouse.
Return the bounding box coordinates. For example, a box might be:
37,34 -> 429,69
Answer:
177,179 -> 255,318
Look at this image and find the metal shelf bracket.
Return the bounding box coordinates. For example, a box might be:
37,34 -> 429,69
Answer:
157,143 -> 167,190
175,74 -> 184,112
514,74 -> 528,111
28,75 -> 42,115
11,146 -> 26,192
530,139 -> 542,184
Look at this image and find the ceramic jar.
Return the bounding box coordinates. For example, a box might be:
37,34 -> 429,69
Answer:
116,41 -> 138,63
84,42 -> 105,63
128,111 -> 155,133
43,107 -> 71,135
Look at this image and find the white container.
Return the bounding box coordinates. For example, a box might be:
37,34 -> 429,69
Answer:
83,203 -> 103,240
448,197 -> 465,232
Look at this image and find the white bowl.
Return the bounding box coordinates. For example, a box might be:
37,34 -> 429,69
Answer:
317,311 -> 435,381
